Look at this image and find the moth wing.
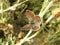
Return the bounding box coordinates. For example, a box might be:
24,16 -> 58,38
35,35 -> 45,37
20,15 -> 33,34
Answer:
22,24 -> 31,30
32,26 -> 40,31
26,10 -> 35,22
34,16 -> 41,24
32,16 -> 41,31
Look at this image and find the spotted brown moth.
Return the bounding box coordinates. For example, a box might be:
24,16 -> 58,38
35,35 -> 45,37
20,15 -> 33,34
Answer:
22,10 -> 41,31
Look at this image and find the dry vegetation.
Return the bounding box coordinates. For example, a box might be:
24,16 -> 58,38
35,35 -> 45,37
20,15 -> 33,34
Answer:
0,0 -> 60,45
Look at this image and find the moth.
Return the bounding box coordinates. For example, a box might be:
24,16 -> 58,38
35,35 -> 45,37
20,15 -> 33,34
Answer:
22,10 -> 41,31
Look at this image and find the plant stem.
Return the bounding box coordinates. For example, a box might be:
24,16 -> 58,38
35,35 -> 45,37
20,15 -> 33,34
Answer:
39,0 -> 49,15
0,0 -> 28,13
16,29 -> 32,45
39,1 -> 53,18
26,30 -> 42,41
17,0 -> 20,3
45,15 -> 54,24
39,1 -> 54,27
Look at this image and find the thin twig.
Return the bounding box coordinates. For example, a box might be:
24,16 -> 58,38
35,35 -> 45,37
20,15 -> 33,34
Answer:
21,5 -> 27,13
39,1 -> 53,18
26,30 -> 42,41
45,15 -> 54,24
16,29 -> 32,45
0,0 -> 28,13
17,0 -> 20,3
